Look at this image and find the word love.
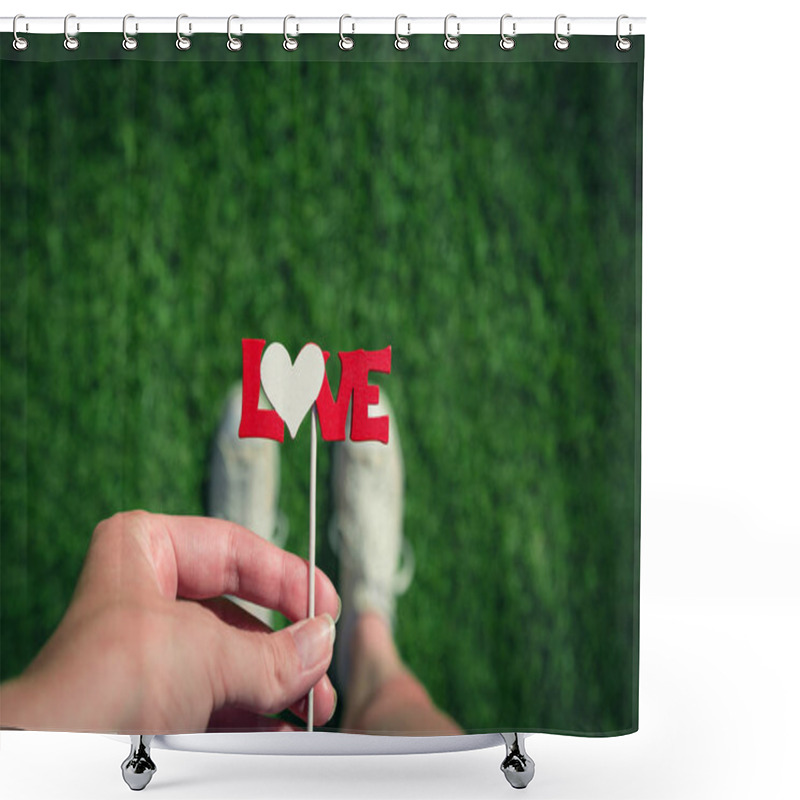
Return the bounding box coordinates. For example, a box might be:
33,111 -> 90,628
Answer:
239,339 -> 392,443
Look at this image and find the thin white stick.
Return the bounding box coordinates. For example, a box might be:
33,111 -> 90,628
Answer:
307,406 -> 318,732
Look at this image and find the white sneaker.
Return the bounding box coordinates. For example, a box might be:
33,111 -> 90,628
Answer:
330,394 -> 414,681
209,383 -> 287,625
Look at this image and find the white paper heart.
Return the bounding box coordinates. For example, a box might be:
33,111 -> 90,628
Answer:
260,342 -> 325,439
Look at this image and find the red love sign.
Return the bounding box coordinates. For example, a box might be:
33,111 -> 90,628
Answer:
238,339 -> 392,443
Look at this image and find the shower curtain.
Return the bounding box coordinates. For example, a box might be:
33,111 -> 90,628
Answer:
0,29 -> 643,738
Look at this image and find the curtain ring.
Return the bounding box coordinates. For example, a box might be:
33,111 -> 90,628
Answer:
339,14 -> 354,51
394,15 -> 410,50
64,13 -> 79,51
122,15 -> 138,51
444,14 -> 460,51
176,14 -> 191,50
12,15 -> 28,51
283,15 -> 298,51
500,14 -> 516,50
616,15 -> 632,51
554,14 -> 570,51
227,15 -> 243,51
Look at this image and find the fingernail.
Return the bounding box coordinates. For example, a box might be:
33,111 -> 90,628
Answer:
328,688 -> 338,723
290,614 -> 335,670
335,595 -> 342,624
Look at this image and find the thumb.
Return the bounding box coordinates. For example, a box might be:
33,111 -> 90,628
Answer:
219,613 -> 336,715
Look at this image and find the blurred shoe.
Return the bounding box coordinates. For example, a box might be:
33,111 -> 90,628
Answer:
330,393 -> 415,682
209,382 -> 287,626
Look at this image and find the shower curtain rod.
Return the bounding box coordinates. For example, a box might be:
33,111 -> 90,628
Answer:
1,16 -> 646,38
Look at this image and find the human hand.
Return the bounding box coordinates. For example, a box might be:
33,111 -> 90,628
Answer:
0,511 -> 339,733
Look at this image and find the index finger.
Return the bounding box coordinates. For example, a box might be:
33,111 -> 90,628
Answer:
164,514 -> 340,623
95,511 -> 340,624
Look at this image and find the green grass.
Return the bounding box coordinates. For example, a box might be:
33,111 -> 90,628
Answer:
1,35 -> 641,734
